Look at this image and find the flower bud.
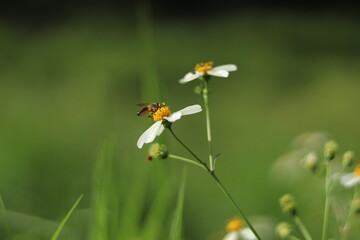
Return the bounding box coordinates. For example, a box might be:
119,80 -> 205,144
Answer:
276,222 -> 292,239
194,84 -> 204,95
304,152 -> 318,172
324,141 -> 338,161
342,151 -> 355,168
147,143 -> 168,161
279,194 -> 297,216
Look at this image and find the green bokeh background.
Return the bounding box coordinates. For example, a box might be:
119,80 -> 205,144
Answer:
1,6 -> 360,240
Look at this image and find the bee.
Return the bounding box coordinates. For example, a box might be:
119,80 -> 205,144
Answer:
137,102 -> 161,117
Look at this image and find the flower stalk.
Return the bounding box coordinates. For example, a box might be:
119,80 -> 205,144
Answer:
294,216 -> 313,240
322,161 -> 332,240
342,185 -> 359,238
168,154 -> 206,170
202,77 -> 215,171
167,126 -> 261,240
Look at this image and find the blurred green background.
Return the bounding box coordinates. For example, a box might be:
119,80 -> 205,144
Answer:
1,2 -> 360,239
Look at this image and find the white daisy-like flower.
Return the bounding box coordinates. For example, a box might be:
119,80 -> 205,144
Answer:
340,164 -> 360,188
179,61 -> 237,84
223,218 -> 257,240
137,104 -> 202,149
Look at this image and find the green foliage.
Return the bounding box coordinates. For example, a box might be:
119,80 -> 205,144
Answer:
0,11 -> 360,240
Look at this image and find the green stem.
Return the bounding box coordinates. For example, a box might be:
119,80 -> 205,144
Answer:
167,127 -> 210,171
167,127 -> 262,240
342,185 -> 359,238
294,216 -> 313,240
322,161 -> 332,240
202,79 -> 214,171
289,236 -> 301,240
168,154 -> 206,170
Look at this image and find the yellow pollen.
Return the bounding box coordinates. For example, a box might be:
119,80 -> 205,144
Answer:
194,61 -> 213,73
152,106 -> 171,121
354,164 -> 360,177
226,218 -> 243,232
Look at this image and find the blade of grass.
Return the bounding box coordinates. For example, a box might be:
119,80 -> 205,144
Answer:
117,164 -> 149,239
140,180 -> 172,240
50,194 -> 83,240
169,168 -> 187,240
0,194 -> 13,240
90,139 -> 115,240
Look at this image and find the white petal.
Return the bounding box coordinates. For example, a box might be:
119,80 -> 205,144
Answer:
207,69 -> 229,78
212,64 -> 237,72
223,232 -> 239,240
137,121 -> 164,149
164,111 -> 182,122
341,174 -> 360,188
179,104 -> 202,115
240,228 -> 257,240
179,71 -> 202,83
164,104 -> 202,122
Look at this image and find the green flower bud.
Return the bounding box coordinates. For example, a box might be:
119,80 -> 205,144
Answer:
194,84 -> 204,95
342,151 -> 355,168
324,141 -> 338,161
276,222 -> 292,239
279,194 -> 297,216
147,143 -> 168,161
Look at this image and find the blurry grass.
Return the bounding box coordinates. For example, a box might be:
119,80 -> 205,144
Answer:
0,11 -> 359,239
51,195 -> 83,240
169,169 -> 186,240
0,194 -> 13,240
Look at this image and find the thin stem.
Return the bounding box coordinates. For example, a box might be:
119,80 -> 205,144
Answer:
168,154 -> 206,170
322,161 -> 332,240
289,236 -> 301,240
202,79 -> 214,171
294,216 -> 313,240
167,127 -> 210,171
167,127 -> 262,240
210,172 -> 262,240
342,185 -> 359,238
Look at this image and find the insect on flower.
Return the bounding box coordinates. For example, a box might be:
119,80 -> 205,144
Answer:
136,103 -> 202,149
136,102 -> 162,118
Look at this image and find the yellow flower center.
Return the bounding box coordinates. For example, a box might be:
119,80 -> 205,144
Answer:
354,164 -> 360,177
194,61 -> 213,73
152,106 -> 171,121
226,218 -> 243,232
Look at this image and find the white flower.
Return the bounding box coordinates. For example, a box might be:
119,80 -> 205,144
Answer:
340,164 -> 360,188
179,61 -> 237,84
137,104 -> 202,149
223,218 -> 257,240
223,228 -> 257,240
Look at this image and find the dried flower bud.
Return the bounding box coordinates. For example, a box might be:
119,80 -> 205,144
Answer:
342,151 -> 355,168
276,222 -> 292,239
279,194 -> 297,216
324,141 -> 338,161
